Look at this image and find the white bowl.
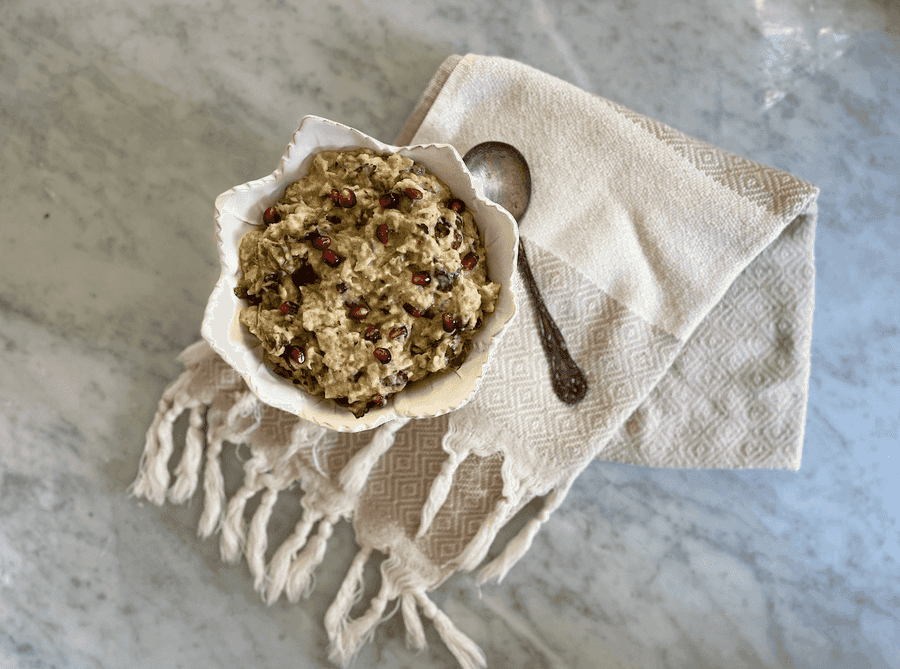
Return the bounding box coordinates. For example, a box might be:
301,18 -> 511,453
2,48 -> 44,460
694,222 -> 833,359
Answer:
202,116 -> 519,432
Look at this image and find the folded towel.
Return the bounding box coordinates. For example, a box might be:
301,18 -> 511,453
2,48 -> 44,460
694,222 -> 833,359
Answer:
130,54 -> 818,669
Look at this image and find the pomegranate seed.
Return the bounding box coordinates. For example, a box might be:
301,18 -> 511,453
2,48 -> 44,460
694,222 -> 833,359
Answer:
379,192 -> 400,209
447,198 -> 465,213
279,301 -> 299,315
373,347 -> 391,364
364,325 -> 380,342
263,206 -> 281,225
403,303 -> 422,318
336,282 -> 348,293
462,252 -> 478,271
289,347 -> 305,364
442,313 -> 458,333
412,271 -> 431,286
376,224 -> 389,244
368,394 -> 387,408
349,304 -> 369,321
452,231 -> 462,250
330,189 -> 340,201
396,370 -> 409,384
322,249 -> 343,267
404,187 -> 422,200
338,188 -> 357,208
312,235 -> 331,250
388,325 -> 408,340
435,217 -> 451,238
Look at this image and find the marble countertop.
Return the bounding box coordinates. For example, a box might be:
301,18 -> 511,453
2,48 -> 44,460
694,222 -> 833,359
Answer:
1,0 -> 898,667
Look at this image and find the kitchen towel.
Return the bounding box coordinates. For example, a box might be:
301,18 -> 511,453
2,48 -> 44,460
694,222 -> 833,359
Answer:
130,54 -> 818,669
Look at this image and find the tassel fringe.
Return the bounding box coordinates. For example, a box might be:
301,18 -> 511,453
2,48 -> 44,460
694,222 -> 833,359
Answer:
324,546 -> 373,650
478,479 -> 575,585
327,555 -> 407,667
265,508 -> 322,604
402,593 -> 427,651
417,447 -> 467,538
417,592 -> 487,669
456,497 -> 513,572
130,343 -> 566,669
219,451 -> 268,563
168,405 -> 206,504
198,435 -> 226,537
339,416 -> 411,497
247,487 -> 279,594
128,369 -> 193,505
285,516 -> 334,602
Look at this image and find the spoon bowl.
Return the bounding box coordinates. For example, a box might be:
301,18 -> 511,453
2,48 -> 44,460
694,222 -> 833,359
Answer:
463,142 -> 589,405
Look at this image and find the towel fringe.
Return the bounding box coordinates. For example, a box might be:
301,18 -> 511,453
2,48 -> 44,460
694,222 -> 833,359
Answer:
327,556 -> 398,667
455,497 -> 513,573
401,593 -> 427,652
168,404 -> 207,504
339,417 -> 411,497
416,591 -> 487,669
324,546 -> 373,649
265,508 -> 322,604
246,487 -> 279,594
219,453 -> 267,563
417,447 -> 467,538
198,435 -> 227,538
285,516 -> 334,602
128,369 -> 193,505
478,478 -> 575,585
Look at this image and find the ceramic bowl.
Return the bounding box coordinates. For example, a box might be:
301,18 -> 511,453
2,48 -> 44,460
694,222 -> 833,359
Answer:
202,115 -> 518,431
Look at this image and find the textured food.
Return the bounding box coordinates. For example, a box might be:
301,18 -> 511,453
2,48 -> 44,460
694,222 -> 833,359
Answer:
234,148 -> 500,418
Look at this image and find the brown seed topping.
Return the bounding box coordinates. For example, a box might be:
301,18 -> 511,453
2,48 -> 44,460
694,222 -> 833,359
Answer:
322,249 -> 343,267
349,305 -> 369,321
379,192 -> 400,209
364,325 -> 380,342
388,325 -> 408,340
338,188 -> 357,208
263,206 -> 281,226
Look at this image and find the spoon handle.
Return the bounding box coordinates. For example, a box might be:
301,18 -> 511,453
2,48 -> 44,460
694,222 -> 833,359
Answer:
516,239 -> 589,405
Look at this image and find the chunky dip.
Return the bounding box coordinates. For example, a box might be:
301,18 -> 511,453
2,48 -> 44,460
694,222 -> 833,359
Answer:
233,148 -> 500,418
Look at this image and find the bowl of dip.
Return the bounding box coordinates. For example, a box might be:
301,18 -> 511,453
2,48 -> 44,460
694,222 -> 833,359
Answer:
202,116 -> 518,432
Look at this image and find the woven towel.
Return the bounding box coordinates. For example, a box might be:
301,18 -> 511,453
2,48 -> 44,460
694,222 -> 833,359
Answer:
130,54 -> 818,669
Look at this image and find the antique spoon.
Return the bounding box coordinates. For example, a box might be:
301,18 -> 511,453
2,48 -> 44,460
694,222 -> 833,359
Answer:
463,141 -> 589,405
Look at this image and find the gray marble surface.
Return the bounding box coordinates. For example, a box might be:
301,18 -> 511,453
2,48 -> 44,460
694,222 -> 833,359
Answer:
1,0 -> 898,667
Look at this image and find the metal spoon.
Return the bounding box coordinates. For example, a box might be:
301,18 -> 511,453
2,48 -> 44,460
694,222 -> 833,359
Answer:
463,141 -> 589,405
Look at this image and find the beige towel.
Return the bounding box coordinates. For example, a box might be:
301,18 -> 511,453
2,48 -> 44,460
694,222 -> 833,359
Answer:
398,54 -> 818,472
130,54 -> 818,669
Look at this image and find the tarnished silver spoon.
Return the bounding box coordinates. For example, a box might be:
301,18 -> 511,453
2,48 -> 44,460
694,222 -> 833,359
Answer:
463,141 -> 588,405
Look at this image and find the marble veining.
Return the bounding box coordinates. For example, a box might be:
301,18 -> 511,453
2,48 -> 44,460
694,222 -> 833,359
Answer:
1,0 -> 898,667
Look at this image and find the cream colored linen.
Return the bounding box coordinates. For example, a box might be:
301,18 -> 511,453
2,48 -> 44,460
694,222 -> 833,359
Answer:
397,53 -> 817,471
